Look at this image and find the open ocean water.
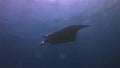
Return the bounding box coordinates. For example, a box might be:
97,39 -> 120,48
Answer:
0,0 -> 120,68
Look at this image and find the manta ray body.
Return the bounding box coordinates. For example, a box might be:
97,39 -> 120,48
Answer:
40,25 -> 88,46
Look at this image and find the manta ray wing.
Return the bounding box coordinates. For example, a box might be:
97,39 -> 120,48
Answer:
45,25 -> 88,44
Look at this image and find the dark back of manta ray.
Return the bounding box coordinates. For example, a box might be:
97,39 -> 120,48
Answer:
46,25 -> 88,44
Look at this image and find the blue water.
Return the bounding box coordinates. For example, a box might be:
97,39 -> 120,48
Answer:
0,0 -> 120,68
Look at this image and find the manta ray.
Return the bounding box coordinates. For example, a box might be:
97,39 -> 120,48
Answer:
40,25 -> 88,46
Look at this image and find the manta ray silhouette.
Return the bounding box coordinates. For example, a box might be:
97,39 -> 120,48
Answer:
41,25 -> 88,46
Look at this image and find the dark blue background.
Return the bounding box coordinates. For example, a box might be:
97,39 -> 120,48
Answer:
0,0 -> 120,68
